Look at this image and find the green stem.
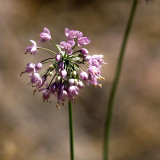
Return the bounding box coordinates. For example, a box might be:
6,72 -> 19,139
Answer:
103,1 -> 138,160
68,100 -> 74,160
51,39 -> 61,52
38,47 -> 57,55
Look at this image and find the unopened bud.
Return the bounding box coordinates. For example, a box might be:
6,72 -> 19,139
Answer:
74,79 -> 78,86
48,71 -> 54,76
56,76 -> 61,83
49,64 -> 54,71
72,70 -> 77,77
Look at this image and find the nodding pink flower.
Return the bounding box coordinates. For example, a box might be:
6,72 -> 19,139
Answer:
35,63 -> 42,71
26,40 -> 38,55
89,55 -> 105,69
78,37 -> 91,47
84,55 -> 91,61
29,72 -> 41,84
39,27 -> 51,43
80,48 -> 89,55
60,69 -> 67,78
36,75 -> 47,89
22,63 -> 35,74
57,83 -> 65,104
62,90 -> 68,101
87,66 -> 101,76
80,72 -> 88,80
55,53 -> 61,61
50,82 -> 57,93
68,86 -> 79,100
78,81 -> 85,89
42,89 -> 51,101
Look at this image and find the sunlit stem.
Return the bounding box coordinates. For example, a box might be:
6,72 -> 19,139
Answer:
51,39 -> 61,52
103,0 -> 138,160
38,47 -> 57,55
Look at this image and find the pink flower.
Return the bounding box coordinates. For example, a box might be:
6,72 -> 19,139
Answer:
29,72 -> 41,84
84,55 -> 91,61
26,40 -> 38,55
39,27 -> 51,43
60,41 -> 74,55
65,28 -> 83,40
35,63 -> 42,71
78,81 -> 85,89
87,66 -> 101,76
89,55 -> 105,69
22,63 -> 35,74
78,37 -> 91,47
42,89 -> 51,101
80,72 -> 88,80
50,82 -> 57,94
68,86 -> 79,100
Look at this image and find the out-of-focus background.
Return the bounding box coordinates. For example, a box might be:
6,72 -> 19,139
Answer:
0,0 -> 160,160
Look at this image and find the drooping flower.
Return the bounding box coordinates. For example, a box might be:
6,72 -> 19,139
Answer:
21,28 -> 105,106
25,40 -> 38,55
39,27 -> 51,42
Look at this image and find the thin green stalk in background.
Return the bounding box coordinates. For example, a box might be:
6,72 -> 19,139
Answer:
68,100 -> 74,160
103,0 -> 138,160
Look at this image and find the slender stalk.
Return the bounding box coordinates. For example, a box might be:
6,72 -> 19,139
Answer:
51,39 -> 61,52
68,100 -> 74,160
103,1 -> 138,160
38,47 -> 57,55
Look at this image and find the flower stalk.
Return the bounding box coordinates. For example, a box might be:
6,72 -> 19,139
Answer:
103,0 -> 138,160
68,100 -> 74,160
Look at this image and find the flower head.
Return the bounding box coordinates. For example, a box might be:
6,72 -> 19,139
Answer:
21,28 -> 105,107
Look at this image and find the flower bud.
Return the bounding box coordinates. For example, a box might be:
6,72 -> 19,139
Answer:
58,61 -> 64,69
68,79 -> 75,86
35,63 -> 42,71
55,53 -> 61,61
74,79 -> 78,86
60,69 -> 67,78
80,48 -> 89,55
49,64 -> 54,71
72,70 -> 77,77
56,76 -> 62,83
78,81 -> 85,89
48,71 -> 54,76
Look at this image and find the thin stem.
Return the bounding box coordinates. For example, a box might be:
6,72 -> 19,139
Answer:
103,1 -> 138,160
41,57 -> 55,63
72,43 -> 77,50
68,100 -> 74,160
51,39 -> 61,52
38,47 -> 57,55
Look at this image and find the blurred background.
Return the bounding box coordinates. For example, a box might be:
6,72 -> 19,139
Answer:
0,0 -> 160,160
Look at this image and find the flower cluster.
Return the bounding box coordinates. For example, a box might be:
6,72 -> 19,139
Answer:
21,28 -> 105,107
